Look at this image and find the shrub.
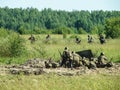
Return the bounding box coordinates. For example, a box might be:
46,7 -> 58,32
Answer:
0,29 -> 26,57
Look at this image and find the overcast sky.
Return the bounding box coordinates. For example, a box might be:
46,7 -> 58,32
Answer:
0,0 -> 120,11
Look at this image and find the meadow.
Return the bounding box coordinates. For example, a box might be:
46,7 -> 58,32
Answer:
0,34 -> 120,90
18,34 -> 120,63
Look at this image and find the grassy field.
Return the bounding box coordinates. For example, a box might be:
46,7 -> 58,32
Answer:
0,34 -> 120,64
0,34 -> 120,90
21,34 -> 120,63
0,74 -> 120,90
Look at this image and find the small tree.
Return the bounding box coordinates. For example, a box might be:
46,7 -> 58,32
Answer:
0,29 -> 26,57
105,17 -> 120,38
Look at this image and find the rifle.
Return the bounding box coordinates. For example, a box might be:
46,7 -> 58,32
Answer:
58,49 -> 62,57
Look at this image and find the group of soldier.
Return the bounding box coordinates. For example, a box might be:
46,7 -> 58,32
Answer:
75,34 -> 106,44
28,34 -> 51,43
60,47 -> 113,69
28,34 -> 106,45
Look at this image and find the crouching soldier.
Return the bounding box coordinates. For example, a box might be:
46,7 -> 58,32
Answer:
71,51 -> 83,68
75,37 -> 81,44
28,34 -> 35,44
97,52 -> 113,68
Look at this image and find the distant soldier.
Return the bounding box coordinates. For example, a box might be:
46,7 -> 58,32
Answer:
88,35 -> 93,43
71,51 -> 83,67
46,34 -> 50,41
75,37 -> 81,44
99,34 -> 105,44
28,34 -> 35,43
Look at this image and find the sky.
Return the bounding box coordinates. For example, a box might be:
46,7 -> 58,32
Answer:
0,0 -> 120,11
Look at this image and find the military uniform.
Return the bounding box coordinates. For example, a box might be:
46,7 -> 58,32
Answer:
88,35 -> 93,43
71,51 -> 83,67
98,52 -> 108,67
60,47 -> 71,68
75,37 -> 81,44
99,34 -> 105,44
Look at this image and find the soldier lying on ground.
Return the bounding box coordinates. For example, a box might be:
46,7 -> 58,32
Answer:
45,58 -> 58,68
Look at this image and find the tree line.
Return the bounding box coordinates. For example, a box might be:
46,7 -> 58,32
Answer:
0,7 -> 120,36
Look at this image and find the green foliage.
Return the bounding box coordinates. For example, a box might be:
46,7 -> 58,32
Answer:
91,24 -> 105,34
78,28 -> 87,34
105,17 -> 120,38
0,7 -> 120,34
63,33 -> 67,39
53,26 -> 74,34
0,28 -> 26,57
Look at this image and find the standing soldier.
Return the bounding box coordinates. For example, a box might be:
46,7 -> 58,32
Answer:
99,34 -> 105,44
60,47 -> 71,68
88,35 -> 93,43
28,34 -> 35,44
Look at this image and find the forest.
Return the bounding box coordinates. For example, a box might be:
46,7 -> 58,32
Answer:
0,7 -> 120,35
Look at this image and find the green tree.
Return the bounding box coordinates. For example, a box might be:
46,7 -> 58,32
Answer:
105,17 -> 120,38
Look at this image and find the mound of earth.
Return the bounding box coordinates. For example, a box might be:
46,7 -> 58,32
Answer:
0,58 -> 120,76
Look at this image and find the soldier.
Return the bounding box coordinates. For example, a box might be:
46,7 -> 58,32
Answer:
75,37 -> 81,44
99,34 -> 105,44
88,35 -> 93,43
28,34 -> 35,43
60,47 -> 71,68
46,34 -> 50,41
71,51 -> 83,68
97,52 -> 108,67
88,59 -> 96,69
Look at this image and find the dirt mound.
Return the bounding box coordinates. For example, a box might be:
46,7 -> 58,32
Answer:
0,59 -> 120,76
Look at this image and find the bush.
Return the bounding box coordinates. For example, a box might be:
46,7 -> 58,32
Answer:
105,17 -> 120,38
0,29 -> 26,57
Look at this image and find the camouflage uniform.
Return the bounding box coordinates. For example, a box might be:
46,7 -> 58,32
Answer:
60,47 -> 71,68
89,60 -> 96,69
71,51 -> 83,67
82,57 -> 90,67
98,52 -> 108,67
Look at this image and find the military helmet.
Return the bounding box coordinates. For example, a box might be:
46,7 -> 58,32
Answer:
64,47 -> 68,50
72,51 -> 75,54
100,52 -> 104,55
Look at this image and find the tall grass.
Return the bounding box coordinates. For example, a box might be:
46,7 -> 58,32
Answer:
21,34 -> 120,63
0,74 -> 120,90
0,34 -> 120,64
